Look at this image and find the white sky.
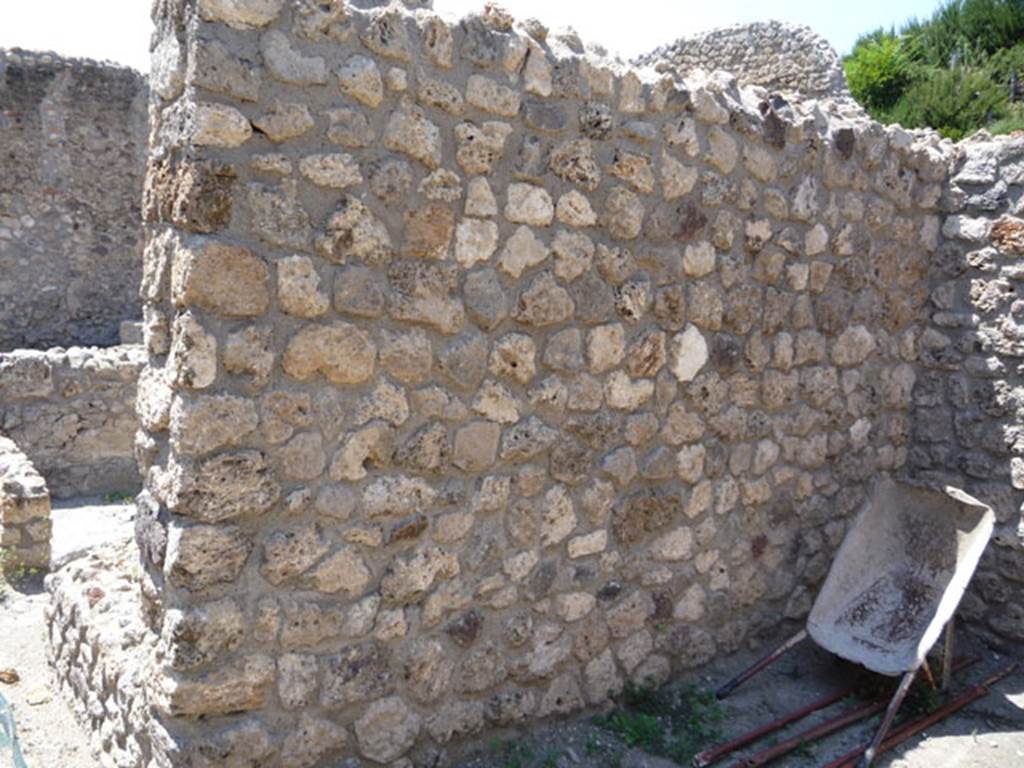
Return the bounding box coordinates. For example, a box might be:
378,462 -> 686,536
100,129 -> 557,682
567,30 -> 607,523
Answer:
0,0 -> 942,73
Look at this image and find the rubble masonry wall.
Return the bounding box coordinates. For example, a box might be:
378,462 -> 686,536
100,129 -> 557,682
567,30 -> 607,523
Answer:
0,49 -> 147,351
0,345 -> 145,499
636,21 -> 851,103
121,1 -> 958,765
912,132 -> 1024,647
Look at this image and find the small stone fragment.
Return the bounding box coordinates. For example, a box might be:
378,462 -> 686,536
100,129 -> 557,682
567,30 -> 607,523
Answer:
198,0 -> 284,28
282,323 -> 376,385
506,183 -> 555,226
404,202 -> 455,259
383,103 -> 442,168
467,74 -> 522,117
498,225 -> 549,278
193,103 -> 252,147
515,272 -> 574,327
278,255 -> 329,318
298,153 -> 362,188
337,54 -> 384,107
253,102 -> 315,142
455,122 -> 513,174
455,218 -> 499,267
670,325 -> 708,382
556,191 -> 598,227
354,697 -> 421,763
261,29 -> 327,84
603,187 -> 644,240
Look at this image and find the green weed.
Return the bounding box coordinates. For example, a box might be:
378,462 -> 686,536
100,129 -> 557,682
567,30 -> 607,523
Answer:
538,748 -> 561,768
584,732 -> 603,757
793,739 -> 814,759
0,547 -> 34,595
595,710 -> 662,750
489,739 -> 534,768
594,682 -> 724,765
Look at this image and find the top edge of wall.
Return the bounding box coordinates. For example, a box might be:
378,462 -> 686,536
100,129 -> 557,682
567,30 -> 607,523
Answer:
0,47 -> 147,79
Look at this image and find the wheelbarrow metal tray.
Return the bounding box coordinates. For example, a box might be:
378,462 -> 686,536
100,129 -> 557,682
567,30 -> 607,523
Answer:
807,479 -> 994,677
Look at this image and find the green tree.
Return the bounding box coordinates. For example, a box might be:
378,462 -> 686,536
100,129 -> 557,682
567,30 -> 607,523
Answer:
890,65 -> 1008,138
843,0 -> 1024,136
985,41 -> 1024,86
845,32 -> 915,114
913,0 -> 1024,67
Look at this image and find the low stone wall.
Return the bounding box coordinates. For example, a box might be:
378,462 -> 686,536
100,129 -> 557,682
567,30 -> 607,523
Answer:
637,21 -> 851,103
46,538 -> 159,768
911,131 -> 1024,647
0,345 -> 145,499
0,48 -> 148,351
0,434 -> 51,571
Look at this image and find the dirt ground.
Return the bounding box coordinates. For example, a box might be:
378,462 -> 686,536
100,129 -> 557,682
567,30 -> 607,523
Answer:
1,500 -> 1021,768
454,623 -> 1024,768
0,498 -> 131,768
0,572 -> 100,768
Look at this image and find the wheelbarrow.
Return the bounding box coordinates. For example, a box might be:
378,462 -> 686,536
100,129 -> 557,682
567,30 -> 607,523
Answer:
712,479 -> 995,767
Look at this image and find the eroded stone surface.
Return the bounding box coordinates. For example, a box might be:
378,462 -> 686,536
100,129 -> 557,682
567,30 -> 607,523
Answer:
111,6 -> 1016,768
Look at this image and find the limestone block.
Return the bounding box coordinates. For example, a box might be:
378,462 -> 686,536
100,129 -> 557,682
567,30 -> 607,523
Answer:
282,323 -> 377,385
198,0 -> 285,28
172,241 -> 270,317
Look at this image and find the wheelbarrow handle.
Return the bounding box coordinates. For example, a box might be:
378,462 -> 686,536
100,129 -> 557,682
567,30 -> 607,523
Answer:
715,629 -> 808,699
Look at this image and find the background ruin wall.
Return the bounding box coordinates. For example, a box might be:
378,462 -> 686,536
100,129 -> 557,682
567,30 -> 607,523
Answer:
111,1 -> 988,765
0,49 -> 148,351
0,345 -> 145,499
636,21 -> 852,104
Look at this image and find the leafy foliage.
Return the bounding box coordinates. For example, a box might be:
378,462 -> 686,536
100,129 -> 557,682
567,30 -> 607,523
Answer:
845,32 -> 915,111
890,65 -> 1009,139
989,103 -> 1024,135
986,41 -> 1024,86
843,0 -> 1024,137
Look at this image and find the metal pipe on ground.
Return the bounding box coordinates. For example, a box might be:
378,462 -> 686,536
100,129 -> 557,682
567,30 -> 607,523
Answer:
824,662 -> 1020,768
695,656 -> 978,768
725,699 -> 888,768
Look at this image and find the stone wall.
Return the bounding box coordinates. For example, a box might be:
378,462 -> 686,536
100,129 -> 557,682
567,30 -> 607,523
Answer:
120,1 -> 955,764
911,132 -> 1024,647
47,539 -> 157,768
0,48 -> 148,351
637,21 -> 852,103
0,345 -> 145,499
0,434 -> 51,571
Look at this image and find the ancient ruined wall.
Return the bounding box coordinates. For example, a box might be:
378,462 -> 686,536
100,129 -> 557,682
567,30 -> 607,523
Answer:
637,21 -> 851,103
118,1 -> 953,765
0,345 -> 144,499
0,434 -> 51,571
0,49 -> 148,351
911,132 -> 1024,646
48,540 -> 155,768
